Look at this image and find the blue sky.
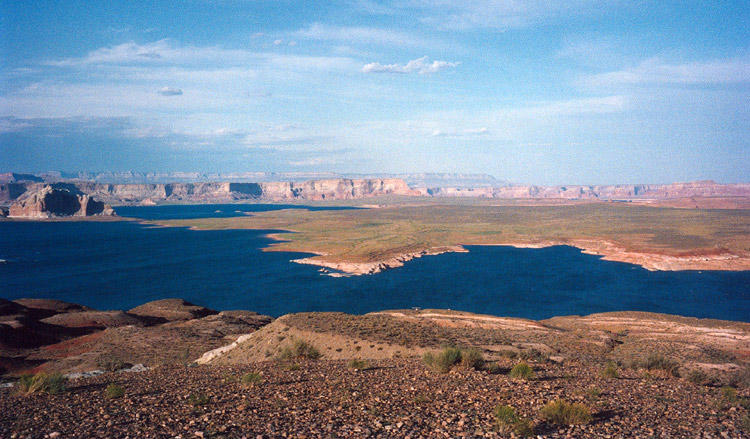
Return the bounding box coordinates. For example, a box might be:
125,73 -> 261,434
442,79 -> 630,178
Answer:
1,0 -> 748,184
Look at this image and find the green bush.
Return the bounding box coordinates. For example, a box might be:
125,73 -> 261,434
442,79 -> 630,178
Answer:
519,349 -> 549,362
602,361 -> 619,379
493,405 -> 533,436
540,400 -> 592,425
241,372 -> 263,386
347,359 -> 369,370
485,362 -> 502,374
423,347 -> 462,373
96,356 -> 130,372
687,369 -> 710,385
278,339 -> 322,361
721,386 -> 738,403
188,392 -> 210,406
643,354 -> 680,377
461,348 -> 485,370
105,383 -> 125,399
509,362 -> 534,380
17,372 -> 67,395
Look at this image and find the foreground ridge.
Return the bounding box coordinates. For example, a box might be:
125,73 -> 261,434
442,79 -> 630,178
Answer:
1,299 -> 748,437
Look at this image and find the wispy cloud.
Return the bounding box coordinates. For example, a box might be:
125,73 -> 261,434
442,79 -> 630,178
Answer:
45,40 -> 356,72
582,58 -> 750,86
362,56 -> 459,74
363,0 -> 605,31
293,23 -> 434,48
431,127 -> 488,137
157,86 -> 183,96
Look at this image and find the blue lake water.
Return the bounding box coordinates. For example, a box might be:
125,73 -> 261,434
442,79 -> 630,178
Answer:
1,204 -> 748,321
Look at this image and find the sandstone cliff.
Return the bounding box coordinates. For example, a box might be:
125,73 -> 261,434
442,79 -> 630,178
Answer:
8,185 -> 115,218
1,178 -> 748,206
419,180 -> 750,200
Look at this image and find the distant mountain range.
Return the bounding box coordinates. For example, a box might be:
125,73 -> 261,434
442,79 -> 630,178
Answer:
0,171 -> 504,188
1,172 -> 748,209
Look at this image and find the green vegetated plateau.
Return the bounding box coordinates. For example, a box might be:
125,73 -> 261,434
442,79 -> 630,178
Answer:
151,200 -> 750,271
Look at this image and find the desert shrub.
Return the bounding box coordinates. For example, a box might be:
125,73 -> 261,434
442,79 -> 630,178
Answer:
96,356 -> 130,372
519,349 -> 549,363
423,347 -> 462,373
188,392 -> 210,406
540,400 -> 592,425
347,359 -> 369,370
105,383 -> 125,399
278,339 -> 322,361
741,414 -> 750,433
687,369 -> 712,386
602,361 -> 619,379
643,354 -> 680,377
241,372 -> 263,386
17,373 -> 67,395
494,405 -> 533,436
586,387 -> 602,399
499,349 -> 518,359
721,386 -> 738,403
485,362 -> 503,374
509,362 -> 535,380
460,348 -> 485,370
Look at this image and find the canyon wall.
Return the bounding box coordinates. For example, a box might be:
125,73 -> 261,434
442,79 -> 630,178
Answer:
1,178 -> 748,206
420,181 -> 750,200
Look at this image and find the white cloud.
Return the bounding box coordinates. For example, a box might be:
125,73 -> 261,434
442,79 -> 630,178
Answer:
289,157 -> 342,167
294,23 -> 434,48
370,0 -> 605,31
583,58 -> 750,86
157,86 -> 183,96
362,56 -> 459,74
45,40 -> 355,72
273,39 -> 283,46
431,127 -> 488,137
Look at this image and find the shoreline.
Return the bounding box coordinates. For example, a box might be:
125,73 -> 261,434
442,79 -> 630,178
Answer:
281,239 -> 750,276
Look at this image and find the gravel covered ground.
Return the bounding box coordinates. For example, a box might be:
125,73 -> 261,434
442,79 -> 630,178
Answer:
2,358 -> 748,438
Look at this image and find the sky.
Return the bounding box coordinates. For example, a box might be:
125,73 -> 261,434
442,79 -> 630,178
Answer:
0,0 -> 748,185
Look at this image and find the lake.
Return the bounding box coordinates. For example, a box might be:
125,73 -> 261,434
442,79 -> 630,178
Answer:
1,204 -> 748,321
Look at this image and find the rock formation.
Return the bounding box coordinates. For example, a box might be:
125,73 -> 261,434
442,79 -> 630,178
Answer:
7,185 -> 115,218
1,178 -> 749,206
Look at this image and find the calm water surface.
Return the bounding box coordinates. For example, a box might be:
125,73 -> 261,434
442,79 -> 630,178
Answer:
1,204 -> 748,321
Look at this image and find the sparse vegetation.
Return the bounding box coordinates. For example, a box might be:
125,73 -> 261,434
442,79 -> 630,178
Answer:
423,347 -> 462,373
241,372 -> 263,386
17,373 -> 67,395
540,399 -> 592,425
278,338 -> 322,361
519,348 -> 549,363
494,405 -> 533,436
687,369 -> 710,385
509,362 -> 534,380
188,392 -> 210,406
105,383 -> 125,399
586,387 -> 602,399
96,356 -> 130,372
347,359 -> 369,370
602,361 -> 619,378
485,362 -> 502,374
460,348 -> 484,370
643,353 -> 680,377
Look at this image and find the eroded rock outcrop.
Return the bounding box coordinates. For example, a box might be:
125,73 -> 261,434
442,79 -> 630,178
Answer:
8,185 -> 115,218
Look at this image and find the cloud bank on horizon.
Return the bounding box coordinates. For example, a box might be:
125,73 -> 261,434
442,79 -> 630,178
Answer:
0,0 -> 748,185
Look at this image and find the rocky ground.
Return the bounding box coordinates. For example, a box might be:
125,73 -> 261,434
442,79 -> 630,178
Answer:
1,299 -> 749,437
2,358 -> 749,438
